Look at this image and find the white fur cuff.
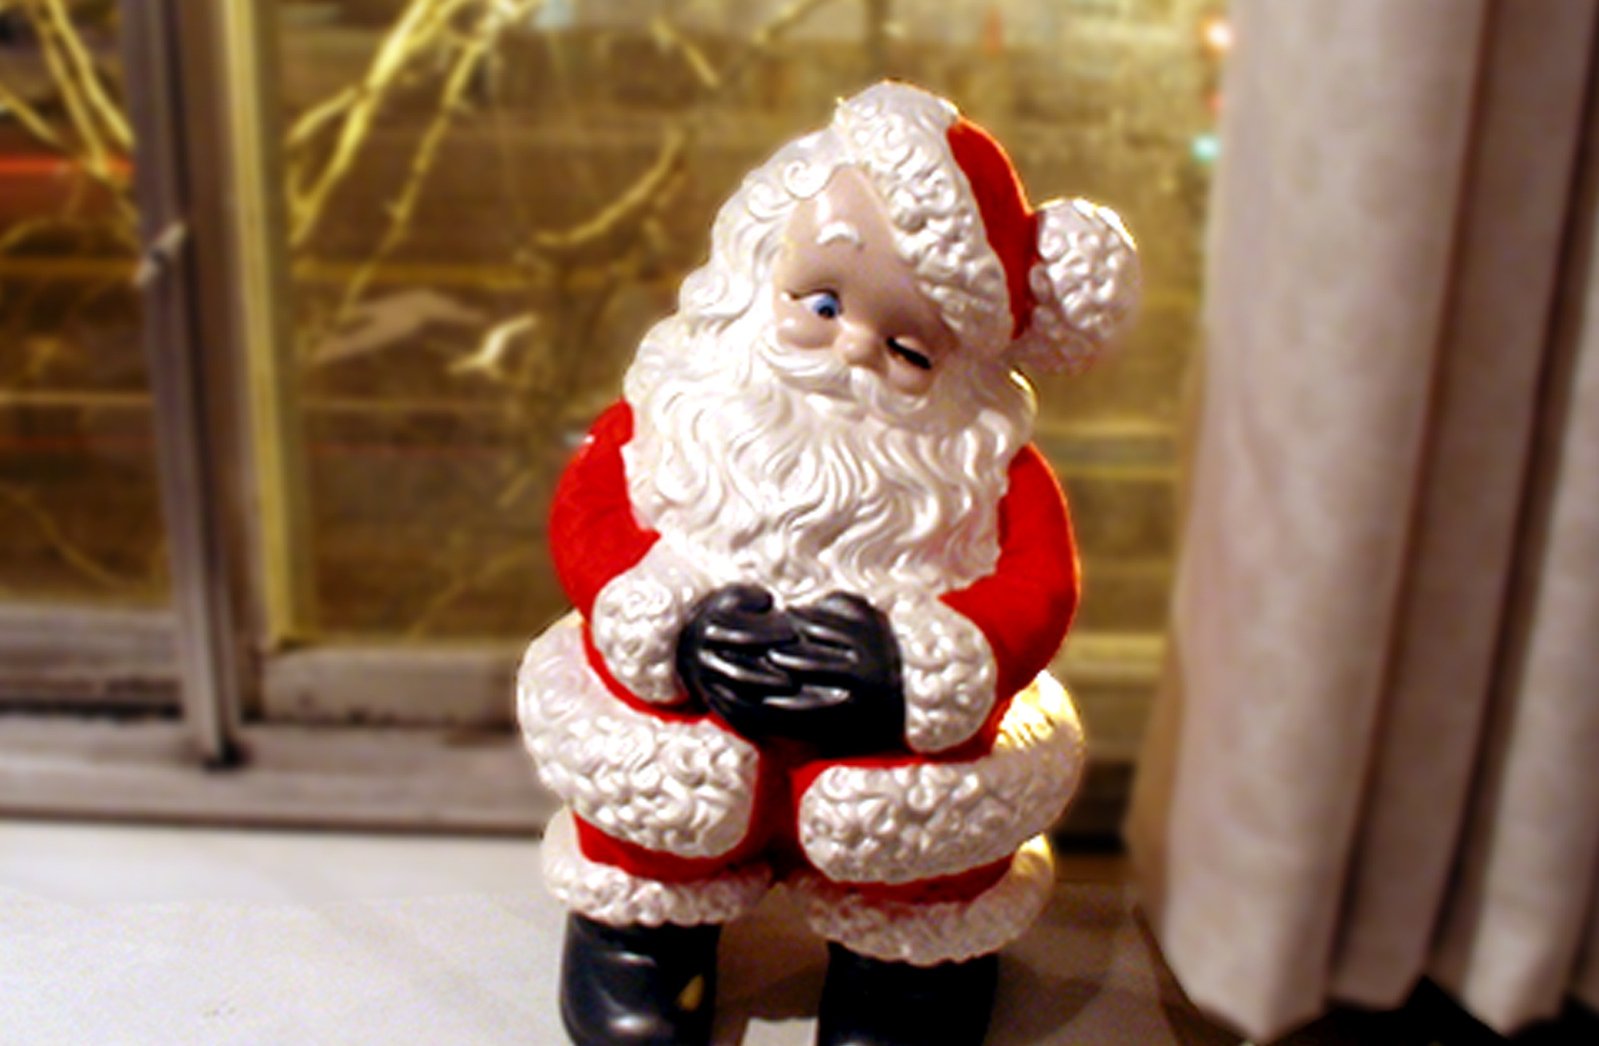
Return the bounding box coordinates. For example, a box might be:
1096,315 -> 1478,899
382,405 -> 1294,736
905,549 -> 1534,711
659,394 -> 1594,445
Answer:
518,615 -> 760,859
890,598 -> 998,754
798,672 -> 1084,884
796,834 -> 1055,966
589,540 -> 712,704
542,810 -> 771,927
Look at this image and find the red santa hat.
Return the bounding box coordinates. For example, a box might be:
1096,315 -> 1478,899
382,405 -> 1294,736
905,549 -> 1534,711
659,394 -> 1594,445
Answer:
833,82 -> 1140,375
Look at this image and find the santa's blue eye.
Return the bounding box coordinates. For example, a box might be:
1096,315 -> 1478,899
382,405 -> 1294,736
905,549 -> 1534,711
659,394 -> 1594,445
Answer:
801,291 -> 841,320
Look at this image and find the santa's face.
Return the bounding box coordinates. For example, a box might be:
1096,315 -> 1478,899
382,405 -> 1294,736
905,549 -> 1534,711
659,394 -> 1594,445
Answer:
623,153 -> 1035,602
771,166 -> 957,397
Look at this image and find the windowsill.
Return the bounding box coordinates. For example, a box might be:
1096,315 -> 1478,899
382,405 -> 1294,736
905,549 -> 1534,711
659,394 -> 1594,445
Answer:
3,821 -> 1196,1044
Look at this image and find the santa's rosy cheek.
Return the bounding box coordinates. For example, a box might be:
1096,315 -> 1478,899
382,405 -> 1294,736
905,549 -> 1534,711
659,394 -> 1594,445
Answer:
886,367 -> 937,395
775,309 -> 833,349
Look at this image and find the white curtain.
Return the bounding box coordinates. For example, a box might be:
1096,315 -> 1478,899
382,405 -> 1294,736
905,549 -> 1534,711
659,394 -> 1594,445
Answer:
1126,1 -> 1599,1038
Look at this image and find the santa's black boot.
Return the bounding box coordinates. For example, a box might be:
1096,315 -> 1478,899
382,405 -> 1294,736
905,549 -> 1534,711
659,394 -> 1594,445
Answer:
559,913 -> 720,1046
815,941 -> 999,1046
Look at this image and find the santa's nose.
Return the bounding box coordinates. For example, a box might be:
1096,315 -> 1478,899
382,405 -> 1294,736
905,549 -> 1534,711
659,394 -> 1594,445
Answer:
836,325 -> 881,369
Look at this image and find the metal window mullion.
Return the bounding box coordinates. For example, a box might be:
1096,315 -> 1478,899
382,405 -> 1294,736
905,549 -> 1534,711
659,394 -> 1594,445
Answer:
121,0 -> 243,765
205,0 -> 319,652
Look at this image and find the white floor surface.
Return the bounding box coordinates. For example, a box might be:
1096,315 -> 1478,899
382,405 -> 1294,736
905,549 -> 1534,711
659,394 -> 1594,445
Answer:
0,820 -> 1223,1045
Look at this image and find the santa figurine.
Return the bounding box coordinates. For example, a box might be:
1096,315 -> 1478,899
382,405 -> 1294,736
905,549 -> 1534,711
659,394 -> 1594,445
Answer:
519,81 -> 1139,1046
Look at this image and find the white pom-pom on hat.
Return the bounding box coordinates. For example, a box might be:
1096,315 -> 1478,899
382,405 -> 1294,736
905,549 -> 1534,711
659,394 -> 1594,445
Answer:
1009,198 -> 1141,375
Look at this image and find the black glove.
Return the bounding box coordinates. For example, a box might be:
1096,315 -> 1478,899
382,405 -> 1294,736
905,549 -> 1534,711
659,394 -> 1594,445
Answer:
675,584 -> 799,716
766,591 -> 905,757
676,586 -> 904,757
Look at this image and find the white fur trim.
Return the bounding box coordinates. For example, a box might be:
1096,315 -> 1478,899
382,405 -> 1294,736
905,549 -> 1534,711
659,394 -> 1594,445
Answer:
890,597 -> 998,754
796,834 -> 1055,965
542,809 -> 770,927
1010,198 -> 1140,375
833,82 -> 1013,358
797,672 -> 1084,884
589,539 -> 712,705
518,615 -> 759,859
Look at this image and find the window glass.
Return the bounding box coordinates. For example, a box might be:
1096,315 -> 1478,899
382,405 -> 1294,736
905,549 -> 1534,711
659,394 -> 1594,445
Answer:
0,4 -> 166,607
274,0 -> 1219,643
269,0 -> 1226,755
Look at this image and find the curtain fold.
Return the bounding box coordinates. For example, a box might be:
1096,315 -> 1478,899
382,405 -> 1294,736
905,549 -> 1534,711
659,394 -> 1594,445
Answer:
1127,1 -> 1599,1039
1430,147 -> 1599,1028
1578,904 -> 1599,1010
1330,0 -> 1597,1011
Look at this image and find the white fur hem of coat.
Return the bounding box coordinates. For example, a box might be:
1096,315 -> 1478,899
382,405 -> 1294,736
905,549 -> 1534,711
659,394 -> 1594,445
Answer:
795,834 -> 1055,965
797,671 -> 1084,884
589,540 -> 712,704
518,615 -> 759,859
542,810 -> 771,927
889,597 -> 998,753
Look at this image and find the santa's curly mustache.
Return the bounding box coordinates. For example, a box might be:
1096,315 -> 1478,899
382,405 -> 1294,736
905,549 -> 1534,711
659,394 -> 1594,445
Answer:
622,299 -> 1035,607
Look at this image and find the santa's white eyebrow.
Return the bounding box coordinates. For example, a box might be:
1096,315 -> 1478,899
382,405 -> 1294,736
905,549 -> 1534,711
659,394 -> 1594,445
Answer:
816,220 -> 862,248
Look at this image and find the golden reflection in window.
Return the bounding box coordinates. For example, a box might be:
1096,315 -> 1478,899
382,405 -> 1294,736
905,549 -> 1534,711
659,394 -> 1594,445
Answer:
271,0 -> 1223,642
0,3 -> 166,607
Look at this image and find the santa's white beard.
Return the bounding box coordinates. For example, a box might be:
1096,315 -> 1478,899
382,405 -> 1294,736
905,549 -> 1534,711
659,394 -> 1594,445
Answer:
622,310 -> 1034,607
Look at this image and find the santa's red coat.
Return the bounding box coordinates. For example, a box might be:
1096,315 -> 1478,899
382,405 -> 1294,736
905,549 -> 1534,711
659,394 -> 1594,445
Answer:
520,398 -> 1088,911
551,400 -> 1080,747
